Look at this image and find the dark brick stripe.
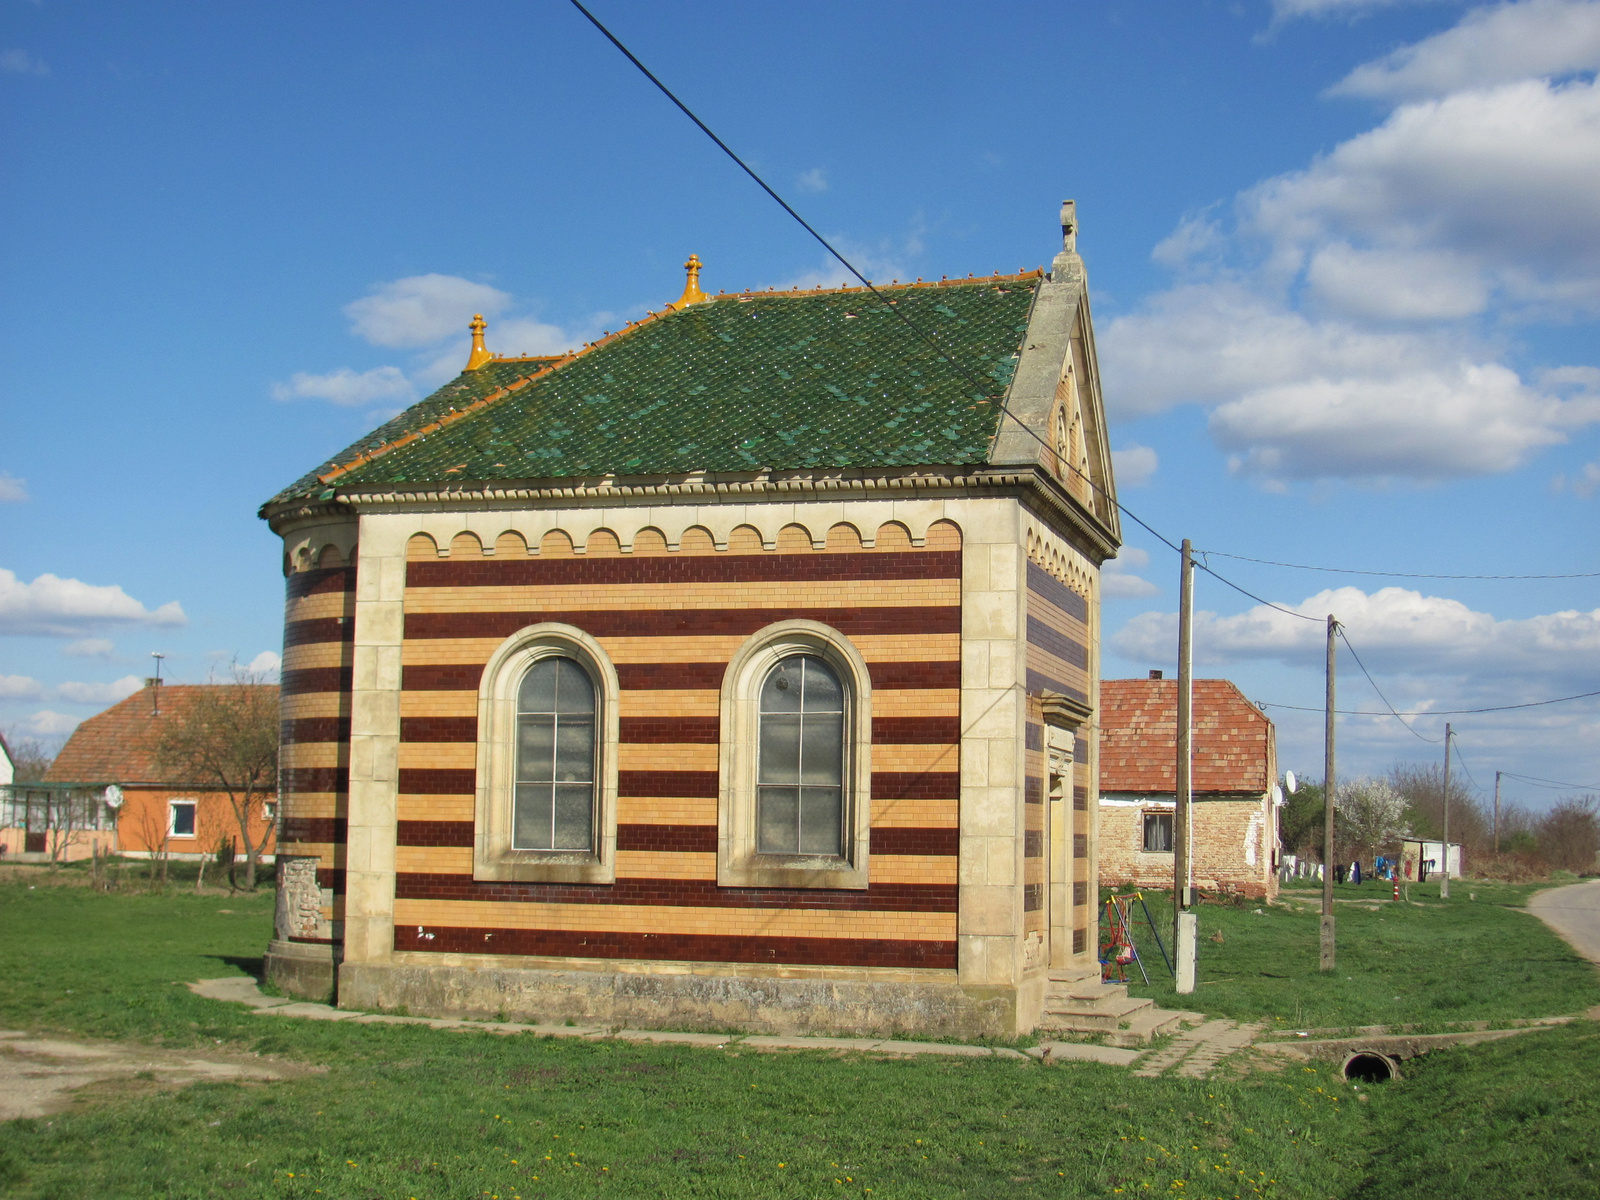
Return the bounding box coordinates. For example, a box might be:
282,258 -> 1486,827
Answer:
1025,669 -> 1088,706
873,771 -> 960,800
1023,882 -> 1043,912
284,617 -> 355,648
282,766 -> 349,794
406,550 -> 961,590
1025,777 -> 1043,804
404,607 -> 960,641
871,716 -> 960,744
404,660 -> 960,694
395,872 -> 957,912
616,823 -> 717,853
397,768 -> 476,795
317,867 -> 346,892
1024,830 -> 1044,858
619,717 -> 720,744
282,816 -> 347,844
1025,616 -> 1088,669
401,716 -> 478,743
870,826 -> 958,857
397,820 -> 475,847
1026,562 -> 1088,622
1074,785 -> 1088,812
621,770 -> 719,799
286,566 -> 356,601
282,716 -> 350,745
393,925 -> 955,970
281,666 -> 355,697
1025,722 -> 1043,751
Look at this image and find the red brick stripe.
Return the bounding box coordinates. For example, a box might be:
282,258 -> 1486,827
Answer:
401,664 -> 485,692
394,872 -> 956,912
404,607 -> 960,641
286,566 -> 356,600
400,716 -> 478,743
872,771 -> 960,800
282,766 -> 349,794
284,617 -> 355,648
403,660 -> 960,693
397,768 -> 476,795
618,717 -> 720,744
868,661 -> 960,690
620,770 -> 718,799
281,666 -> 355,697
871,716 -> 960,744
616,823 -> 718,853
397,820 -> 475,847
406,550 -> 960,590
1026,562 -> 1088,622
393,924 -> 956,970
870,827 -> 959,857
317,867 -> 346,892
1025,615 -> 1088,669
282,716 -> 351,744
282,816 -> 347,843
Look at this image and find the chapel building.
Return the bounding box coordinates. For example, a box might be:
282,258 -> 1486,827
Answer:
261,206 -> 1122,1037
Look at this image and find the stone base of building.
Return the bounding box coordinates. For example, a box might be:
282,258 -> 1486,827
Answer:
264,939 -> 336,1003
338,956 -> 1046,1039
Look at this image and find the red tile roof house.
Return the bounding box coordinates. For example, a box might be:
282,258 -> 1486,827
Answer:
43,682 -> 278,868
1098,678 -> 1280,900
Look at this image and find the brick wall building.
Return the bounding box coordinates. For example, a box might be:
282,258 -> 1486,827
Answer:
262,208 -> 1124,1037
1098,678 -> 1279,900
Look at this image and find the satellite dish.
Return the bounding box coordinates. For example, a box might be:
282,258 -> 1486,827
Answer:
1284,771 -> 1298,795
103,784 -> 124,809
1271,784 -> 1284,806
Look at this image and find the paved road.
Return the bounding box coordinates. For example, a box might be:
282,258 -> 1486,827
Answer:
1528,878 -> 1600,964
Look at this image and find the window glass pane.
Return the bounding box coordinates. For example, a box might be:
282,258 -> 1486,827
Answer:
801,657 -> 843,712
518,658 -> 560,712
553,658 -> 595,714
554,717 -> 595,782
514,783 -> 554,849
800,713 -> 843,785
757,786 -> 799,854
553,784 -> 594,850
760,658 -> 803,713
516,715 -> 555,782
799,787 -> 843,855
171,804 -> 195,837
759,714 -> 801,784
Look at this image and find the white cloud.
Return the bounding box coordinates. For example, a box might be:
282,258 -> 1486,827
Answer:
797,168 -> 829,193
0,675 -> 44,700
247,651 -> 282,680
344,274 -> 511,348
19,710 -> 80,737
0,569 -> 186,638
1270,0 -> 1429,16
54,675 -> 143,705
1111,444 -> 1159,487
0,473 -> 26,502
1553,459 -> 1600,495
0,49 -> 49,76
271,365 -> 416,408
1113,586 -> 1600,696
1304,243 -> 1489,320
1331,0 -> 1600,100
1103,546 -> 1161,599
62,638 -> 114,658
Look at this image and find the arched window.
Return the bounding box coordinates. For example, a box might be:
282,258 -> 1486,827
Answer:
514,657 -> 597,852
757,654 -> 845,856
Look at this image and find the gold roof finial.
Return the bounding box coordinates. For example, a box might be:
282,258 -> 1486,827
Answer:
465,313 -> 493,371
670,254 -> 710,310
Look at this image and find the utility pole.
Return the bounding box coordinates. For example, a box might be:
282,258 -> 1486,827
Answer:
1441,723 -> 1453,899
1494,770 -> 1502,855
1321,615 -> 1337,972
1174,539 -> 1197,993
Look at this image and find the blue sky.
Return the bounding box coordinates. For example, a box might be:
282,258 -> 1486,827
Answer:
2,0 -> 1596,811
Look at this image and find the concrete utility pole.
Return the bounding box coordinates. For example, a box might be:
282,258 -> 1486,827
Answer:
1174,539 -> 1197,994
1321,615 -> 1337,972
1494,770 -> 1502,855
1441,723 -> 1453,899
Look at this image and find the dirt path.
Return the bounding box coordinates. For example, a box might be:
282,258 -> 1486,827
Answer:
1528,878 -> 1600,965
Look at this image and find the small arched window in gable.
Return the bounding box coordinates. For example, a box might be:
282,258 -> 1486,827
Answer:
757,654 -> 846,857
514,657 -> 597,852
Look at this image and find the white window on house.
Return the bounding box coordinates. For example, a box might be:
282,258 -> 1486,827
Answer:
169,800 -> 198,839
1143,811 -> 1173,853
473,623 -> 620,884
719,620 -> 872,890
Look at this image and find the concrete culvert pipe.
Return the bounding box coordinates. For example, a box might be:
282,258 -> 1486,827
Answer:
1343,1051 -> 1401,1083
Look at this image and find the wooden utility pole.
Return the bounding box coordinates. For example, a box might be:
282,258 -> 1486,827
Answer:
1441,723 -> 1453,899
1320,615 -> 1337,972
1493,770 -> 1502,855
1174,539 -> 1197,992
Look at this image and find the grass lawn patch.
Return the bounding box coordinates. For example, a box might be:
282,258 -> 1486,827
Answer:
1113,882 -> 1600,1031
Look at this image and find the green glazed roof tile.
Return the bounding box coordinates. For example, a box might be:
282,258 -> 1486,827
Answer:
266,276 -> 1039,506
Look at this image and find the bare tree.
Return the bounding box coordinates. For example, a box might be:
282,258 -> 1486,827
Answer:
151,666 -> 278,891
1391,761 -> 1487,850
1335,777 -> 1411,867
4,735 -> 57,782
1536,795 -> 1600,875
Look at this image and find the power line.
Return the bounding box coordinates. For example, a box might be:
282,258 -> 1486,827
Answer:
1196,549 -> 1599,582
1335,628 -> 1441,743
1500,770 -> 1600,792
1257,688 -> 1600,718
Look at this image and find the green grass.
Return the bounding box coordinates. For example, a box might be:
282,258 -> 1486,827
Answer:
1112,881 -> 1600,1031
0,879 -> 1597,1197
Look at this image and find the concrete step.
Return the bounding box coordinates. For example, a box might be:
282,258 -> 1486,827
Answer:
1039,994 -> 1155,1033
1044,980 -> 1133,1010
1105,1007 -> 1203,1048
